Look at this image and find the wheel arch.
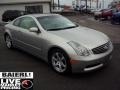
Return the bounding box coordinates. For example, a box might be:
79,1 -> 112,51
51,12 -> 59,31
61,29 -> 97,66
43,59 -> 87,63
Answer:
4,29 -> 12,40
47,46 -> 70,62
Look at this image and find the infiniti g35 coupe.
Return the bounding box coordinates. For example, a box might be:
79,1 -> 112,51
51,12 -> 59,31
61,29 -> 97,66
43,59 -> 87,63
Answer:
4,14 -> 113,74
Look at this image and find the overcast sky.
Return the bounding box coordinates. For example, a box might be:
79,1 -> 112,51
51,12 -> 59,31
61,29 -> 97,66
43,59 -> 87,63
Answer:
54,0 -> 73,5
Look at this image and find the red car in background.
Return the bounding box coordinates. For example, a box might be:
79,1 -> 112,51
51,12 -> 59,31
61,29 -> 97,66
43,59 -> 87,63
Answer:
94,9 -> 113,20
101,9 -> 113,19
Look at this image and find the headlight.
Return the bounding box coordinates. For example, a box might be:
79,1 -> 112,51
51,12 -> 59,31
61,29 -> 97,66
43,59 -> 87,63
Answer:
68,41 -> 90,56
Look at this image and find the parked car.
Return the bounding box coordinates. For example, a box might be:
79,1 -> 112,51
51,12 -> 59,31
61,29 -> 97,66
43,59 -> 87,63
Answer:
4,14 -> 113,74
81,7 -> 92,14
94,9 -> 113,20
88,7 -> 98,14
94,9 -> 102,20
2,10 -> 25,22
111,11 -> 120,24
74,6 -> 80,11
101,9 -> 113,19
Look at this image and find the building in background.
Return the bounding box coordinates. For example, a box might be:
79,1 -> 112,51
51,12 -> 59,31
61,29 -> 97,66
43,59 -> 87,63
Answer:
0,0 -> 51,21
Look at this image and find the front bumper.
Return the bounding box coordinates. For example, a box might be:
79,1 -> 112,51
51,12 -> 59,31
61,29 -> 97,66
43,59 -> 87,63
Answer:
71,53 -> 112,73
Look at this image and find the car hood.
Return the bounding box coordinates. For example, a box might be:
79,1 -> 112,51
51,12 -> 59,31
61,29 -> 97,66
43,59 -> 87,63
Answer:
48,26 -> 109,49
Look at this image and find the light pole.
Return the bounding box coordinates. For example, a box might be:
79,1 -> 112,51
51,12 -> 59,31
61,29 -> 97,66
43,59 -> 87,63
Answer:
86,0 -> 88,13
52,0 -> 55,10
58,0 -> 60,10
96,0 -> 99,9
102,0 -> 104,9
90,0 -> 92,8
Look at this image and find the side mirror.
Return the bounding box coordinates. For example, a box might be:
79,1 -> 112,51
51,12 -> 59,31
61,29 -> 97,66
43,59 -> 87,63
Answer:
29,27 -> 38,32
73,22 -> 79,26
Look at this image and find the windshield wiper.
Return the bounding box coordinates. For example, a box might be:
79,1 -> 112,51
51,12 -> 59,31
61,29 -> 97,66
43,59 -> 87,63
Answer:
47,28 -> 64,31
62,25 -> 78,29
47,25 -> 78,31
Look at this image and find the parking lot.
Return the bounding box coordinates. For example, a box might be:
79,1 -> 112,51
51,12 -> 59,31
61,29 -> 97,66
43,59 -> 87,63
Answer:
0,15 -> 120,90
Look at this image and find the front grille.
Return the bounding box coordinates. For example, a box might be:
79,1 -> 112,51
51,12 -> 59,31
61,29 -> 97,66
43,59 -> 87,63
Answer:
92,42 -> 110,54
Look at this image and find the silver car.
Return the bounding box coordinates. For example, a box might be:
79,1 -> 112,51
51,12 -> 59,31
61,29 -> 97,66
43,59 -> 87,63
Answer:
4,14 -> 113,74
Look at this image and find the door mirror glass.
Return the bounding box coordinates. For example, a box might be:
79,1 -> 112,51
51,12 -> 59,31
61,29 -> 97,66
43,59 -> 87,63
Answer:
29,27 -> 38,32
73,22 -> 79,26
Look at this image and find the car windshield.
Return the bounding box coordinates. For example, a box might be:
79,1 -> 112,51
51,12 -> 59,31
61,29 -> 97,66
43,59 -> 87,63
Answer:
37,15 -> 78,31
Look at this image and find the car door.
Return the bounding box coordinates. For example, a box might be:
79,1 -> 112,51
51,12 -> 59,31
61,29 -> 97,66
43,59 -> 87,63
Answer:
14,17 -> 43,56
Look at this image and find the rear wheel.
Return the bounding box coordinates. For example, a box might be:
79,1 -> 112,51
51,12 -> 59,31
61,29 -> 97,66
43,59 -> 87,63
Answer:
5,34 -> 13,49
49,49 -> 71,74
111,17 -> 116,25
111,20 -> 115,24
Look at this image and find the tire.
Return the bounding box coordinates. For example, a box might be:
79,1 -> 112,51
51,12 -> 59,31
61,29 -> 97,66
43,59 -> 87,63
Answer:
5,34 -> 13,49
105,16 -> 108,20
49,49 -> 71,74
94,16 -> 98,20
111,19 -> 116,25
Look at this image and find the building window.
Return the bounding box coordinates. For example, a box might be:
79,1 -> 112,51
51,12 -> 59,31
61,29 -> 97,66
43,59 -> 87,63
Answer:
25,5 -> 43,14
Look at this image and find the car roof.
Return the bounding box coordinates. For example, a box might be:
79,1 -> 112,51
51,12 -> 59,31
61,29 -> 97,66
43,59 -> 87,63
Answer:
25,14 -> 60,18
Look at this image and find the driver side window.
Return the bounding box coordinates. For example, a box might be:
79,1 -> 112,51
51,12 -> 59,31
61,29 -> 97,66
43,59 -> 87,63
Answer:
19,17 -> 37,30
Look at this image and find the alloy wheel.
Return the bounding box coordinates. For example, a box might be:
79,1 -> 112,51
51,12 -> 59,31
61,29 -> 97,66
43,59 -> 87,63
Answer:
51,52 -> 67,73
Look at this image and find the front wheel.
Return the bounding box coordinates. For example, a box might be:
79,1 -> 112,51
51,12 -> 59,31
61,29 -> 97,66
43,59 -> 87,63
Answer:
49,49 -> 71,74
